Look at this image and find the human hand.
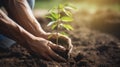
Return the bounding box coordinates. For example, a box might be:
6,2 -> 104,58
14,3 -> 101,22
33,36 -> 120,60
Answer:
45,33 -> 73,56
26,37 -> 66,62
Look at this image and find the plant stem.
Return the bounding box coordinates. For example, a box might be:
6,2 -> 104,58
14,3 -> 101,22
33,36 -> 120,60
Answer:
56,31 -> 59,45
56,5 -> 60,45
56,18 -> 59,45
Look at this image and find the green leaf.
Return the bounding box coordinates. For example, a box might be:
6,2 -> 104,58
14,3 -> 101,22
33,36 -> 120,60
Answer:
50,12 -> 60,20
63,9 -> 72,17
51,24 -> 57,30
62,24 -> 74,31
47,21 -> 56,26
46,16 -> 55,21
48,7 -> 56,12
65,3 -> 77,10
60,32 -> 68,36
65,6 -> 74,10
48,34 -> 53,39
61,16 -> 73,22
47,3 -> 74,32
58,4 -> 64,10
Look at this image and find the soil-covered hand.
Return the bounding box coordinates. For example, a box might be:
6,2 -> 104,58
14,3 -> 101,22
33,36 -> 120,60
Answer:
45,33 -> 73,55
26,37 -> 66,62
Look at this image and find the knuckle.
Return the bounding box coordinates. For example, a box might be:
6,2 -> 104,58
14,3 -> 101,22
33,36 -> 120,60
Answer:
0,10 -> 3,19
0,10 -> 6,21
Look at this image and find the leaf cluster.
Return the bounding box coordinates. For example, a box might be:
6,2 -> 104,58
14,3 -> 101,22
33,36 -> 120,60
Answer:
47,3 -> 75,35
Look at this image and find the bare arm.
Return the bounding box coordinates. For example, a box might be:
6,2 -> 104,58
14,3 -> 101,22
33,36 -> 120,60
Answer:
1,0 -> 72,59
0,9 -> 33,44
2,0 -> 47,38
0,10 -> 66,62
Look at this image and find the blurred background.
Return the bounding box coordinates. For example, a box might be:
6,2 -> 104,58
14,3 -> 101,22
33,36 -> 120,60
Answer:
33,0 -> 120,39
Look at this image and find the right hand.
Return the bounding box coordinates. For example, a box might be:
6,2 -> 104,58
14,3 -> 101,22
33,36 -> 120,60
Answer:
44,33 -> 73,54
26,37 -> 66,62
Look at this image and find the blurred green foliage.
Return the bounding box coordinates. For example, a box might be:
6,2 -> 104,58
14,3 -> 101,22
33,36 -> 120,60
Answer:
35,0 -> 71,9
34,0 -> 120,11
35,0 -> 63,9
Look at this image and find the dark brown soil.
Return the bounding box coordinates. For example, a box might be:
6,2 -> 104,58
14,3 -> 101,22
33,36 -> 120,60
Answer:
0,27 -> 120,67
0,9 -> 120,67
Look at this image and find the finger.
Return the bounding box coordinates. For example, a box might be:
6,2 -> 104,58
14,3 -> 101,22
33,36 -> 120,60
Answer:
48,49 -> 66,62
55,45 -> 66,52
68,39 -> 73,50
41,54 -> 53,61
67,39 -> 73,54
47,41 -> 66,52
47,42 -> 69,59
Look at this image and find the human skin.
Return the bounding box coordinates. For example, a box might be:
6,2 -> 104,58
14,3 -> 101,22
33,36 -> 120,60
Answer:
0,9 -> 67,62
0,0 -> 73,62
2,0 -> 72,47
2,0 -> 46,38
5,0 -> 73,53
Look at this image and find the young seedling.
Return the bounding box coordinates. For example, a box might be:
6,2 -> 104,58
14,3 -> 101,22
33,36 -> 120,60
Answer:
47,3 -> 74,45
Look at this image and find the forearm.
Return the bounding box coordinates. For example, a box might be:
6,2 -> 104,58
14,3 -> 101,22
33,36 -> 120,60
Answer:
0,10 -> 35,46
3,0 -> 46,38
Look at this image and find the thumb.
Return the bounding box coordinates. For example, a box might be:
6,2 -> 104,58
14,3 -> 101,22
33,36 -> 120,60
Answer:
47,41 -> 69,59
47,41 -> 66,52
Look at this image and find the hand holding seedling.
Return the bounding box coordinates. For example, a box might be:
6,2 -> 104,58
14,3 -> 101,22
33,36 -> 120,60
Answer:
47,4 -> 75,58
26,36 -> 66,62
0,0 -> 73,62
0,9 -> 66,62
45,33 -> 73,54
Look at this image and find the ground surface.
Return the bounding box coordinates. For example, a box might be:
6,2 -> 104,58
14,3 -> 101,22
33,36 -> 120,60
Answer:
0,27 -> 120,67
0,9 -> 120,67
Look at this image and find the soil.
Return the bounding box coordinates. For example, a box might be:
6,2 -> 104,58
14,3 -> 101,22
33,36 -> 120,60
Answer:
0,10 -> 120,67
0,27 -> 120,67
